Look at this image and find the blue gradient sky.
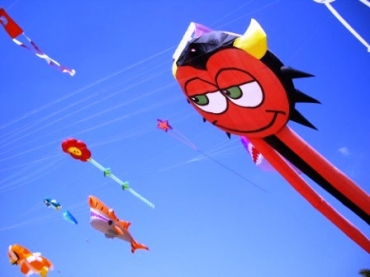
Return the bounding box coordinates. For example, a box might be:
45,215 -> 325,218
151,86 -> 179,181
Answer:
1,1 -> 369,276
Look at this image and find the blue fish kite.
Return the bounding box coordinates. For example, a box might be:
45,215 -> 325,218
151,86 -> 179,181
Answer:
43,198 -> 62,210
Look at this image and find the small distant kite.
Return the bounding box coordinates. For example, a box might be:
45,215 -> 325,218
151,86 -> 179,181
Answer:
0,7 -> 75,75
43,198 -> 61,210
157,119 -> 173,132
63,210 -> 78,225
313,0 -> 370,52
8,244 -> 53,277
61,138 -> 155,208
88,195 -> 149,254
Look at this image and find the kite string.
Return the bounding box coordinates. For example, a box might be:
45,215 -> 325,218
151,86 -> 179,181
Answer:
0,44 -> 175,131
214,0 -> 280,29
6,0 -> 20,11
0,59 -> 169,146
209,0 -> 255,28
168,129 -> 198,150
196,148 -> 267,193
0,91 -> 180,165
359,0 -> 370,9
323,1 -> 370,51
160,125 -> 267,193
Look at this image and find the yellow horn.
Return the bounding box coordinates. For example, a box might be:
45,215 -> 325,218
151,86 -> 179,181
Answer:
172,61 -> 178,78
233,18 -> 268,59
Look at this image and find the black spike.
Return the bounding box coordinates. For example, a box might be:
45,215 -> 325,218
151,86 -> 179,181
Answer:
187,99 -> 190,104
281,66 -> 314,79
226,132 -> 231,138
203,117 -> 207,122
290,109 -> 317,130
295,89 -> 321,104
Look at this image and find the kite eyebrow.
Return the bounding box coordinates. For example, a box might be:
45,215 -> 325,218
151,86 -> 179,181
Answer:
184,77 -> 218,96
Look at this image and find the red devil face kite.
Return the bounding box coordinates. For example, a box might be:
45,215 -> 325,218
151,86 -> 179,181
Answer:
172,20 -> 370,253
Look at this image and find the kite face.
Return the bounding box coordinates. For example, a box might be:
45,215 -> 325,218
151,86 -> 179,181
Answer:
176,47 -> 290,138
61,138 -> 91,162
173,19 -> 318,137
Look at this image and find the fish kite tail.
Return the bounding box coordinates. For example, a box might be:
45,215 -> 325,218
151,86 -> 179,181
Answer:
130,239 -> 149,254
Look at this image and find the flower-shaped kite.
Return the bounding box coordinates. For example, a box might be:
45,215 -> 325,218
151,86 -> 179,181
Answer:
61,138 -> 154,208
62,138 -> 91,162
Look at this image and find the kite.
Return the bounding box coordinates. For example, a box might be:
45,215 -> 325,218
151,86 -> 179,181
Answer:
0,7 -> 75,75
157,119 -> 173,132
313,0 -> 370,52
43,198 -> 61,210
63,210 -> 78,225
8,244 -> 53,277
172,19 -> 370,253
88,195 -> 149,254
61,138 -> 155,208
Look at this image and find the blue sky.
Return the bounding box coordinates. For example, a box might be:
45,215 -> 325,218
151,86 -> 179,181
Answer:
0,0 -> 369,276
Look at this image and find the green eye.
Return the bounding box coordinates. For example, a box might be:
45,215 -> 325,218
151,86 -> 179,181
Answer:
223,86 -> 242,99
190,95 -> 209,106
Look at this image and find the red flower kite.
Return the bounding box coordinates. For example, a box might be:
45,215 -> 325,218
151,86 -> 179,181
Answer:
62,138 -> 91,162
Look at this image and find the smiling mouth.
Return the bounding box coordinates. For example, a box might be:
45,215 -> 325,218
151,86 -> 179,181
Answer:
212,110 -> 286,134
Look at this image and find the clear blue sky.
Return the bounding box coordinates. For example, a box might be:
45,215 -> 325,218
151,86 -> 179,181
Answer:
1,0 -> 369,276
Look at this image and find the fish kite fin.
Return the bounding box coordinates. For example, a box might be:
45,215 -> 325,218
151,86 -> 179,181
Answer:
108,209 -> 119,221
117,220 -> 131,231
21,263 -> 32,275
131,240 -> 149,254
113,225 -> 124,236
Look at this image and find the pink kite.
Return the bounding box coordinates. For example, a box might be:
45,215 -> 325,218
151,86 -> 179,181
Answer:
157,119 -> 173,132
